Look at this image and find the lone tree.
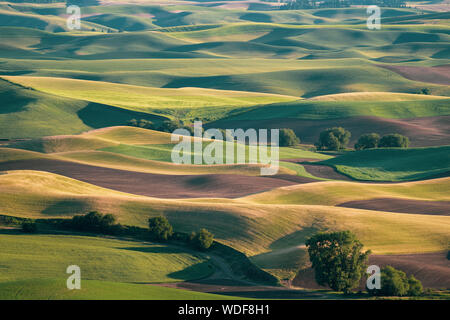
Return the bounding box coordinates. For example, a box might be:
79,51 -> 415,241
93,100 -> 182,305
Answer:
354,133 -> 380,150
190,228 -> 214,250
379,134 -> 409,148
369,265 -> 423,297
148,216 -> 173,241
305,231 -> 371,293
315,127 -> 351,151
279,128 -> 300,147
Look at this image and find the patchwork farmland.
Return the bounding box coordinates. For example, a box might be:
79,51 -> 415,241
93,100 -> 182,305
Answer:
0,0 -> 448,301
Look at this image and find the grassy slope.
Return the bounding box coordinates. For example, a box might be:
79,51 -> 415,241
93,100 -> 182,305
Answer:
221,96 -> 450,121
3,76 -> 298,114
0,278 -> 237,300
319,146 -> 450,181
0,229 -> 229,300
0,79 -> 165,139
0,233 -> 212,283
12,73 -> 448,124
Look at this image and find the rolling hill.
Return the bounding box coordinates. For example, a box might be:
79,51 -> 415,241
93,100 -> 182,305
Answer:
0,1 -> 449,298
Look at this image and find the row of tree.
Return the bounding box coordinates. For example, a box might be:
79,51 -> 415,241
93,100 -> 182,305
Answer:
355,132 -> 409,150
22,211 -> 215,251
279,0 -> 406,10
128,120 -> 410,151
148,216 -> 214,250
128,119 -> 194,135
315,127 -> 410,150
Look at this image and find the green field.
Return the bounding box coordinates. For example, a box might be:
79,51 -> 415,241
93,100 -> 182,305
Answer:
319,146 -> 450,181
0,278 -> 238,300
0,233 -> 213,283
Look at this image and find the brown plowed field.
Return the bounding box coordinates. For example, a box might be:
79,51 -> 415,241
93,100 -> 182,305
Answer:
378,64 -> 450,86
293,252 -> 450,289
338,198 -> 450,215
0,159 -> 306,199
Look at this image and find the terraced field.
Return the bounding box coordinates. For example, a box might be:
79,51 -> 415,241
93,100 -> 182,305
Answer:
0,0 -> 448,300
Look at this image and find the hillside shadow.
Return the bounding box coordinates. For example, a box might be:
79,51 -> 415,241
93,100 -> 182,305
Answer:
150,7 -> 191,28
163,209 -> 251,242
0,79 -> 35,114
67,0 -> 100,6
269,227 -> 318,250
167,261 -> 213,280
41,200 -> 91,216
240,13 -> 272,23
118,246 -> 187,254
77,102 -> 167,128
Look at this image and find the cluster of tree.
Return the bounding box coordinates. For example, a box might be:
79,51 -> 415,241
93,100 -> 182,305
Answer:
127,119 -> 194,135
315,127 -> 351,151
279,0 -> 406,10
148,216 -> 214,250
355,133 -> 410,149
128,119 -> 302,148
314,127 -> 410,151
189,228 -> 215,250
65,211 -> 122,234
148,216 -> 174,241
305,230 -> 423,296
418,88 -> 431,95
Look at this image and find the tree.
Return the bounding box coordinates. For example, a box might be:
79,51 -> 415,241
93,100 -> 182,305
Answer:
127,119 -> 156,130
371,265 -> 422,296
379,134 -> 409,148
354,133 -> 380,150
127,119 -> 138,127
148,216 -> 173,241
70,211 -> 118,234
158,119 -> 183,133
305,231 -> 371,293
279,128 -> 300,147
419,88 -> 430,95
190,228 -> 214,250
315,127 -> 351,151
22,221 -> 37,233
138,119 -> 155,129
407,275 -> 423,296
379,265 -> 409,296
